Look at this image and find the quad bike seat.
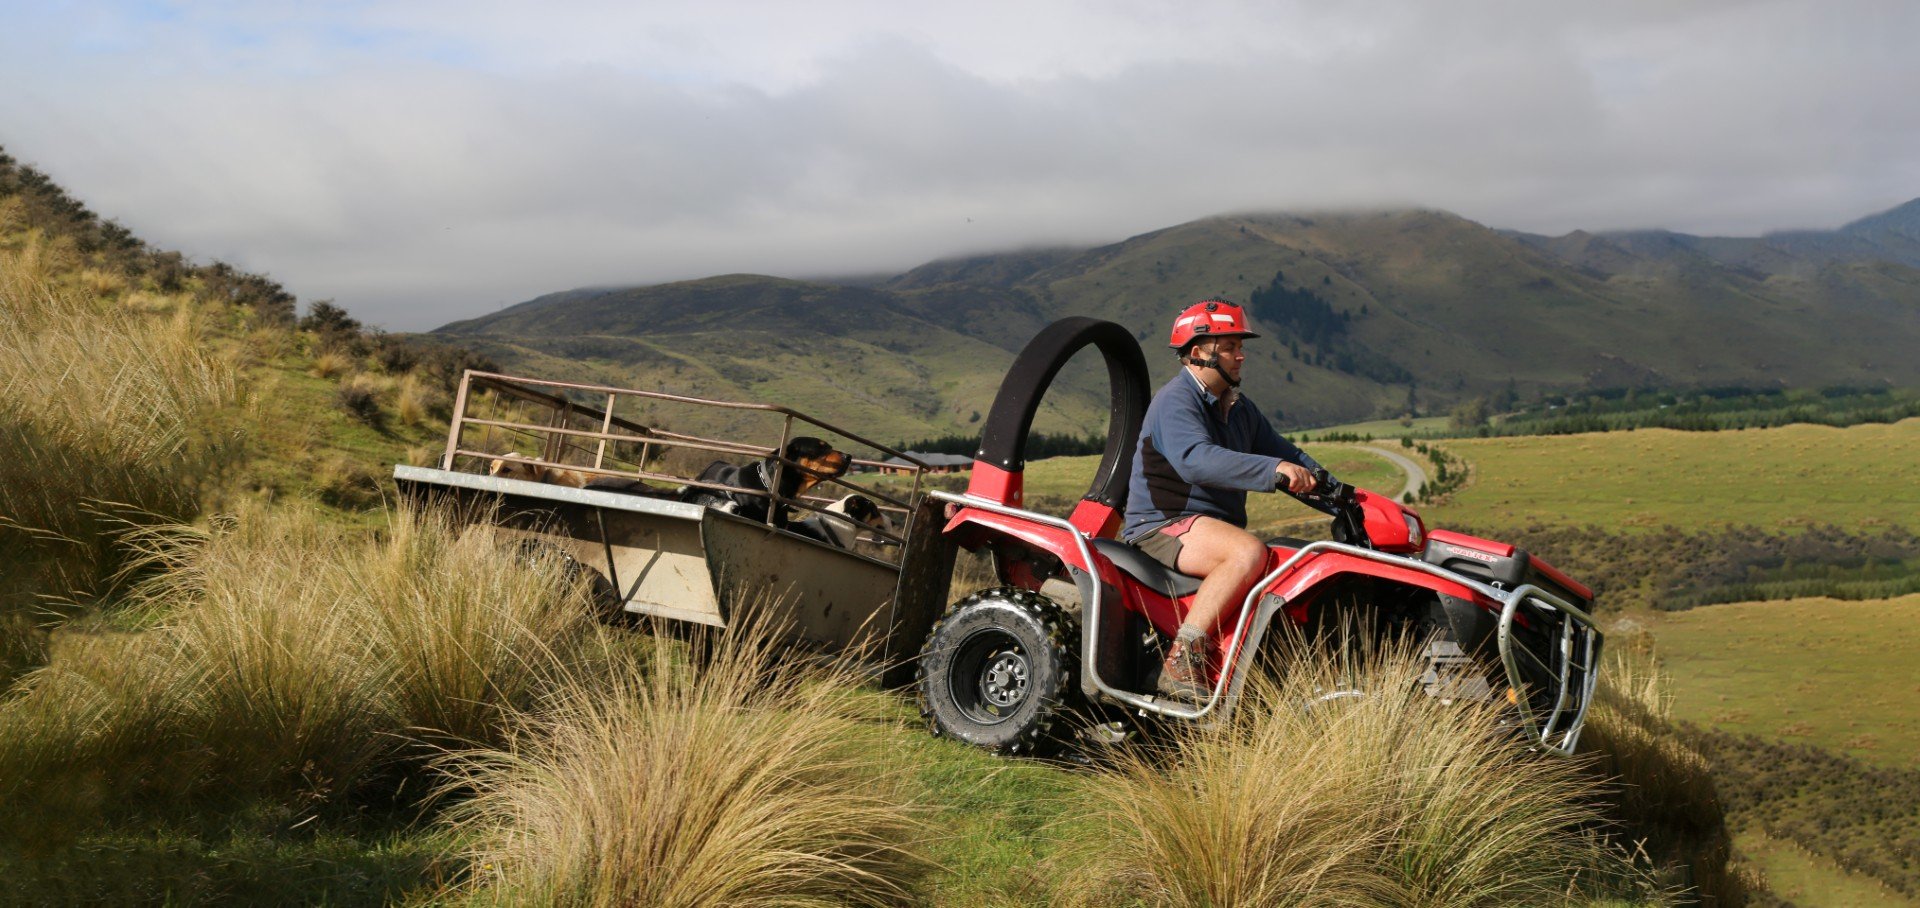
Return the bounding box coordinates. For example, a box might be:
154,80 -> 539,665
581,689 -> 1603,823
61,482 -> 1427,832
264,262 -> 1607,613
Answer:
1091,538 -> 1204,599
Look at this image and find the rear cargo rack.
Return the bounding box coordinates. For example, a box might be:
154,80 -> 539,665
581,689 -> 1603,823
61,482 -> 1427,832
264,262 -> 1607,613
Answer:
437,370 -> 932,554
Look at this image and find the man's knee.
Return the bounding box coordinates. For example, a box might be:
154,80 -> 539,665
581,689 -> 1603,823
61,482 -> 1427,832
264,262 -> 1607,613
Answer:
1181,522 -> 1265,582
1226,533 -> 1266,578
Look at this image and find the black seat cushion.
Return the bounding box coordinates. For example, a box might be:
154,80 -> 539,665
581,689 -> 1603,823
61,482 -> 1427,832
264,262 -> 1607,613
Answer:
1091,538 -> 1203,599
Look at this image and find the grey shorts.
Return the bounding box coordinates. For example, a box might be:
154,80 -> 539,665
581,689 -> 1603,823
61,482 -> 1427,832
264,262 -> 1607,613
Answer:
1129,515 -> 1202,571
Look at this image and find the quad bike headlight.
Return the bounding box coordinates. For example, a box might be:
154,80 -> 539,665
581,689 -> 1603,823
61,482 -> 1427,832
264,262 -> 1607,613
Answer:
1403,512 -> 1425,548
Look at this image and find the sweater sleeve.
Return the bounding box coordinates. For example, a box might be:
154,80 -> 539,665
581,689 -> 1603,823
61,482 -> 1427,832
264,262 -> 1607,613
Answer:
1157,395 -> 1283,492
1249,406 -> 1323,474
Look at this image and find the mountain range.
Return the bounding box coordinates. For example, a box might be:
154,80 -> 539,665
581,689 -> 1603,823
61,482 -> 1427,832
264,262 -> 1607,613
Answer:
435,199 -> 1920,441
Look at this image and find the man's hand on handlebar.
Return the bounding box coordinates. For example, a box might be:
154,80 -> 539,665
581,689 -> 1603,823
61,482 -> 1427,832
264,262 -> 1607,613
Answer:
1275,461 -> 1317,494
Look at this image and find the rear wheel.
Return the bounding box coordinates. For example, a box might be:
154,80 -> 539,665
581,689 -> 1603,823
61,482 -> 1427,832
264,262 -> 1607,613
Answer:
916,587 -> 1076,755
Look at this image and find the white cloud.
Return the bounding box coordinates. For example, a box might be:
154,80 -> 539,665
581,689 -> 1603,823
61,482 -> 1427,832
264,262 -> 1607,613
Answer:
2,0 -> 1916,329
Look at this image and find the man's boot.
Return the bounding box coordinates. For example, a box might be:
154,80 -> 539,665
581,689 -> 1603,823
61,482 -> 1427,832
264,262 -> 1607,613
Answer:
1157,629 -> 1210,701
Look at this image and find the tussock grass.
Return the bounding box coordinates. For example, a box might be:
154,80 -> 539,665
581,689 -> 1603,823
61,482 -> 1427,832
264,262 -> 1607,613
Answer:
1060,642 -> 1634,908
0,504 -> 599,830
311,350 -> 353,379
397,372 -> 446,426
440,614 -> 926,907
1582,647 -> 1745,905
0,234 -> 239,608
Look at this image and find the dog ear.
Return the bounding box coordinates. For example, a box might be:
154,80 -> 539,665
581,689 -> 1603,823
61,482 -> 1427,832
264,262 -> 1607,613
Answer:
785,436 -> 830,460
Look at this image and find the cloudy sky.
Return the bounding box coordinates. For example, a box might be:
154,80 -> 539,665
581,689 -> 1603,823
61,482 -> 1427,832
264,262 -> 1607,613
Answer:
3,1 -> 1917,330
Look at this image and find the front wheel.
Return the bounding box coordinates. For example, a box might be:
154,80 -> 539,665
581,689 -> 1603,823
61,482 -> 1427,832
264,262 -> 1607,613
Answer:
916,587 -> 1076,755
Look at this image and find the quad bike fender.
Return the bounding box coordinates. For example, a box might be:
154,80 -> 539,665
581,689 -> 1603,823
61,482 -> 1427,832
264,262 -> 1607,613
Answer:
1267,550 -> 1488,621
942,507 -> 1095,576
1198,550 -> 1501,706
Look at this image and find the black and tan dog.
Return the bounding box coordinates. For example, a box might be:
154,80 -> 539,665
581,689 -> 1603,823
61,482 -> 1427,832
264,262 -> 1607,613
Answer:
679,436 -> 850,528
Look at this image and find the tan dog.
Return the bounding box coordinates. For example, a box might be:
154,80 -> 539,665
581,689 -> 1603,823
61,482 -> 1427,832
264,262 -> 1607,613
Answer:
488,453 -> 587,488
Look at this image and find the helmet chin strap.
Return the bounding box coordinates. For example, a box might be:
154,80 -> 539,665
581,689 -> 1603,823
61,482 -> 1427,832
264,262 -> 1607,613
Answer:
1186,348 -> 1241,388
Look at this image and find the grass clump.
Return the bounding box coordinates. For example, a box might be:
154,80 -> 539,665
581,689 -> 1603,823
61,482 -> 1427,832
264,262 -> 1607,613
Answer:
337,373 -> 386,429
440,615 -> 926,907
0,234 -> 239,610
1581,641 -> 1750,906
1060,642 -> 1638,908
0,503 -> 599,830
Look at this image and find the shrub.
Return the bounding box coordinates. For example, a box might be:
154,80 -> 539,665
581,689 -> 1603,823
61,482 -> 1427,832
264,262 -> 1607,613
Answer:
299,299 -> 361,337
373,335 -> 420,374
440,611 -> 926,907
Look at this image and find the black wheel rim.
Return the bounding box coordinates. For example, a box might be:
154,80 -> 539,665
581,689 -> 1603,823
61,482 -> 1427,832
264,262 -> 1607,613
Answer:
948,627 -> 1031,725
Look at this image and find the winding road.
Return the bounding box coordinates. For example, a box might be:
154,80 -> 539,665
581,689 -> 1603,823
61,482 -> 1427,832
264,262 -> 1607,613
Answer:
1360,444 -> 1429,502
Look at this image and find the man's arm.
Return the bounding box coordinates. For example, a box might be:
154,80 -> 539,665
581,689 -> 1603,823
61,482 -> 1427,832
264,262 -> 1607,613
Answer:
1158,396 -> 1283,491
1246,403 -> 1322,493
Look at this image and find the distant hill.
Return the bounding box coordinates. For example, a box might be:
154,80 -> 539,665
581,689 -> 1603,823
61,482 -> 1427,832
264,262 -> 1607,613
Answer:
437,200 -> 1920,438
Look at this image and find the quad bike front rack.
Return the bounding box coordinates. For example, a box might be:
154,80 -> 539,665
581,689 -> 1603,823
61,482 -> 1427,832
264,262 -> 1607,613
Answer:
934,489 -> 1603,755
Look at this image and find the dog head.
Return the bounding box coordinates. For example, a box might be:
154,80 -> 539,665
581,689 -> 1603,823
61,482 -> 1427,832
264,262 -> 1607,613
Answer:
775,436 -> 850,498
825,494 -> 895,536
812,494 -> 893,548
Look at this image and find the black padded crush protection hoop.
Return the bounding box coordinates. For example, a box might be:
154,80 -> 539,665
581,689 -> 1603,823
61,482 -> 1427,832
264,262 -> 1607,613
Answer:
975,318 -> 1150,509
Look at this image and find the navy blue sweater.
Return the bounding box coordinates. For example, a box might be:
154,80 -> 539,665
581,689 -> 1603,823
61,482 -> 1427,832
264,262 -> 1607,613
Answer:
1121,370 -> 1321,540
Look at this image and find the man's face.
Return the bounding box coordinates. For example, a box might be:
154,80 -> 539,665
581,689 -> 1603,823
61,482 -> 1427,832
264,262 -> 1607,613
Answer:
1198,336 -> 1246,385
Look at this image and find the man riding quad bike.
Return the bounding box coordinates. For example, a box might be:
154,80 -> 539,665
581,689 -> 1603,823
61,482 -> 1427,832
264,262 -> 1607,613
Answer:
915,307 -> 1601,756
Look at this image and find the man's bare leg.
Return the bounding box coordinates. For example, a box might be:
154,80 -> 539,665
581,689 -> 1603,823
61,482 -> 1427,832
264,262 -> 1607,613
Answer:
1175,516 -> 1270,633
1157,516 -> 1268,698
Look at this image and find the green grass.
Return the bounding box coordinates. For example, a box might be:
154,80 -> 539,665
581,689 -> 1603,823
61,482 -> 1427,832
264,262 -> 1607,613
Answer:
1421,419 -> 1920,533
1295,415 -> 1450,439
0,806 -> 459,907
1738,829 -> 1917,908
1647,595 -> 1920,769
880,710 -> 1079,907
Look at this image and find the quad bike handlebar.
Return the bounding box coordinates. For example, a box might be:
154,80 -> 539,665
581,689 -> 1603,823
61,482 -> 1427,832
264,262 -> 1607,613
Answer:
1278,467 -> 1363,528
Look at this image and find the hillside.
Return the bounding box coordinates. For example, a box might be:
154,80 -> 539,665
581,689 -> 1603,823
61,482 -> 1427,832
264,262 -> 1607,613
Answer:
0,149 -> 1742,906
438,202 -> 1920,437
1511,198 -> 1920,277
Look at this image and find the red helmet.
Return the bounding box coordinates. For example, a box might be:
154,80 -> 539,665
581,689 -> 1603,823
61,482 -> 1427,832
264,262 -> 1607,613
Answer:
1168,299 -> 1259,352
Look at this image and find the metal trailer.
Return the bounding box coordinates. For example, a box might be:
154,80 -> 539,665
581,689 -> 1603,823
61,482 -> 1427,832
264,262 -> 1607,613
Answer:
391,371 -> 958,686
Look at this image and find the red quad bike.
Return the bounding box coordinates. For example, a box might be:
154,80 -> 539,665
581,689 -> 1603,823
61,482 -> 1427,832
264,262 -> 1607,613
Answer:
915,318 -> 1603,755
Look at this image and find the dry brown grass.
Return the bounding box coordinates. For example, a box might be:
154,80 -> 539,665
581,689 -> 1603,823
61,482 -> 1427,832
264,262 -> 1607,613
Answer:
440,610 -> 926,908
311,350 -> 354,379
1059,641 -> 1638,908
397,372 -> 446,426
0,503 -> 600,830
0,233 -> 239,611
1581,649 -> 1746,906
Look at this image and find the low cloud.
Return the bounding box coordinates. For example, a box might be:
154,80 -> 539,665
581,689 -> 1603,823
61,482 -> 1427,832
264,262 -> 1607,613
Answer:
3,1 -> 1916,329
